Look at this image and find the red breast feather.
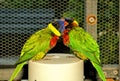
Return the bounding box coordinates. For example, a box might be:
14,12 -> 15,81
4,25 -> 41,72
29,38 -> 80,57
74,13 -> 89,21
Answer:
62,30 -> 70,46
50,35 -> 59,48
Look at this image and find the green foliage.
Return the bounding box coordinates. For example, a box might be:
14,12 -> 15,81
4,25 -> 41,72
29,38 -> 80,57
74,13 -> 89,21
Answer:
97,0 -> 119,64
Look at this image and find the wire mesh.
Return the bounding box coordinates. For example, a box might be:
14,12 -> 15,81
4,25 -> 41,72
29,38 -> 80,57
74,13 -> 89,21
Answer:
0,0 -> 84,66
0,0 -> 119,66
97,0 -> 119,64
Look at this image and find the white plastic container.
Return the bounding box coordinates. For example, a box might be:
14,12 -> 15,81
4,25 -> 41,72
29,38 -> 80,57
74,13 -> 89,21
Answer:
29,53 -> 84,81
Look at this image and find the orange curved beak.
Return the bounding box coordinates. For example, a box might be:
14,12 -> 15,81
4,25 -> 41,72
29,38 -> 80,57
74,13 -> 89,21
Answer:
72,20 -> 79,27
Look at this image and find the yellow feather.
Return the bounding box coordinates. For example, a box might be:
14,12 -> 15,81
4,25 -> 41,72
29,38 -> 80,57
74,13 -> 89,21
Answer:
48,23 -> 61,36
32,52 -> 45,60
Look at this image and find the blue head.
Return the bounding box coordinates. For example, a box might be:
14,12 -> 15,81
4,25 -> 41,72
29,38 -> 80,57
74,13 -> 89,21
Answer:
57,19 -> 65,33
52,19 -> 66,33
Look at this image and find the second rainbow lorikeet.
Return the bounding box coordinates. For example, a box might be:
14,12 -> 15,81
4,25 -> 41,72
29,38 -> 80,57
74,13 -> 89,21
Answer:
62,18 -> 106,81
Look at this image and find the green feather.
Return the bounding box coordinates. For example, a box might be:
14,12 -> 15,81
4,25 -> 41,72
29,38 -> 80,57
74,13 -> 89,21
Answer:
15,27 -> 52,65
92,62 -> 106,81
9,62 -> 26,81
66,27 -> 106,81
9,23 -> 58,81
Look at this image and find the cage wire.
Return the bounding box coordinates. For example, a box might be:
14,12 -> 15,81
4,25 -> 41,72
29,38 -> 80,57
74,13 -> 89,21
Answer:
0,0 -> 119,66
97,0 -> 119,64
0,0 -> 84,66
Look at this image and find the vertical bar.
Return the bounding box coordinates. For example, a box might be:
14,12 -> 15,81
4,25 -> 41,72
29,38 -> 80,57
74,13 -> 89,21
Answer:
85,0 -> 100,80
85,0 -> 97,40
117,0 -> 120,81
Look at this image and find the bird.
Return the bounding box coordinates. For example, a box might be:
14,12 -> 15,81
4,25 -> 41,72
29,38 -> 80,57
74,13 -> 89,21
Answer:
62,18 -> 106,81
9,19 -> 65,81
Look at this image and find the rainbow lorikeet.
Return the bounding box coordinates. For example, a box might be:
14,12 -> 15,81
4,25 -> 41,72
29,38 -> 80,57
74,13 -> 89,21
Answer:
62,18 -> 106,81
9,20 -> 65,81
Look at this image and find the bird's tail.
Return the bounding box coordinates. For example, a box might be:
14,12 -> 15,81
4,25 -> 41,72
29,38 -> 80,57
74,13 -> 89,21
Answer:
92,62 -> 106,81
9,62 -> 26,81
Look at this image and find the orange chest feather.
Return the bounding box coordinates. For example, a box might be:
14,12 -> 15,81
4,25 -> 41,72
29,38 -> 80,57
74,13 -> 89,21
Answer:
50,35 -> 59,48
63,30 -> 70,45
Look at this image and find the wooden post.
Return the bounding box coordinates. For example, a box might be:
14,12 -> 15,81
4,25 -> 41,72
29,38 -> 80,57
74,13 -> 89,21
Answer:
85,0 -> 97,40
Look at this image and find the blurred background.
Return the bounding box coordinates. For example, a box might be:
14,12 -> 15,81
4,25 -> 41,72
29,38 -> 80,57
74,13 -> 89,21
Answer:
0,0 -> 119,81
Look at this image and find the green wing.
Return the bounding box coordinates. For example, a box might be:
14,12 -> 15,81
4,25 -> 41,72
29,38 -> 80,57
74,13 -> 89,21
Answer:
16,28 -> 52,64
9,27 -> 54,81
68,27 -> 100,64
68,27 -> 106,81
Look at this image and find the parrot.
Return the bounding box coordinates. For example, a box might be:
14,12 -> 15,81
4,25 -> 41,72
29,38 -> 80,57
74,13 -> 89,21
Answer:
62,18 -> 106,81
9,20 -> 65,81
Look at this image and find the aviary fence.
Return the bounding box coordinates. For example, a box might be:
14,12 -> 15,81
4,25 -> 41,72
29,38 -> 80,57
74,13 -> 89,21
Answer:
0,0 -> 119,80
